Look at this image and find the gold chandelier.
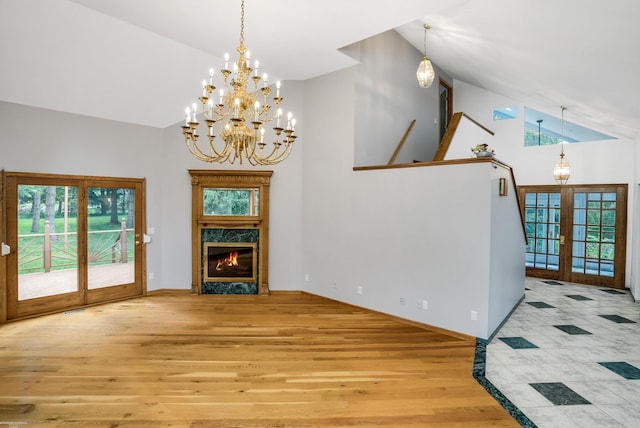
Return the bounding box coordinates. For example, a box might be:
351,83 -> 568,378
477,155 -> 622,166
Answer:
553,106 -> 571,184
416,24 -> 435,88
181,0 -> 298,165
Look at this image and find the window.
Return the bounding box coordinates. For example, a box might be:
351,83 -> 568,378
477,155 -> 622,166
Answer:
492,106 -> 518,121
524,107 -> 616,147
203,188 -> 259,216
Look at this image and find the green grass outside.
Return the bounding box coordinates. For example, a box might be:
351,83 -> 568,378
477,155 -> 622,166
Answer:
18,214 -> 128,235
17,215 -> 134,274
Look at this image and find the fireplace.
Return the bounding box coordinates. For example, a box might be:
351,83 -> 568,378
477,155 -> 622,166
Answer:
204,242 -> 257,283
190,170 -> 272,295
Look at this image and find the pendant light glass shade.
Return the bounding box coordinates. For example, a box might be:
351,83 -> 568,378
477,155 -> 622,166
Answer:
553,153 -> 571,184
417,57 -> 435,88
553,106 -> 570,184
417,24 -> 435,88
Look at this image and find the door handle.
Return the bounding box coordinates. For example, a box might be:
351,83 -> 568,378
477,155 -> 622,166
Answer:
560,235 -> 565,245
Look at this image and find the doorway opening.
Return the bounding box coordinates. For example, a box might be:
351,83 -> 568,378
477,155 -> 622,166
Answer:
3,172 -> 146,320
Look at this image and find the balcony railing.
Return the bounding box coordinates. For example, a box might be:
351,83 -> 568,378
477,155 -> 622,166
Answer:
18,219 -> 134,274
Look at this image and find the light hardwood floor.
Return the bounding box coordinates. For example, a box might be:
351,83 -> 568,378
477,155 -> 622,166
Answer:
0,292 -> 518,427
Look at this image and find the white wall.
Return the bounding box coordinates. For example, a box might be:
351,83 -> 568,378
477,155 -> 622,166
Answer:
302,69 -> 523,339
158,81 -> 305,292
454,81 -> 638,298
353,30 -> 452,166
0,101 -> 165,290
0,92 -> 304,295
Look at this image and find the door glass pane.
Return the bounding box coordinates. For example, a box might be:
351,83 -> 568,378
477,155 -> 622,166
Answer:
525,193 -> 536,206
17,185 -> 79,300
536,224 -> 547,238
525,192 -> 560,271
587,210 -> 601,225
572,191 -> 616,279
602,210 -> 616,226
602,193 -> 616,209
535,254 -> 547,268
87,187 -> 135,289
600,260 -> 614,277
537,193 -> 548,207
602,227 -> 615,242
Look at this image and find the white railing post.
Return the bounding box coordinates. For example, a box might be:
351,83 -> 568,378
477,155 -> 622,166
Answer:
43,220 -> 51,272
120,219 -> 127,263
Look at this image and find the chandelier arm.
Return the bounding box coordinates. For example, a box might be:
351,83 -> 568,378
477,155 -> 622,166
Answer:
189,139 -> 226,163
251,142 -> 294,165
186,140 -> 223,163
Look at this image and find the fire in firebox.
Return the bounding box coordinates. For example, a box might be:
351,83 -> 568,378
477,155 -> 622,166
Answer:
204,242 -> 257,282
216,251 -> 239,271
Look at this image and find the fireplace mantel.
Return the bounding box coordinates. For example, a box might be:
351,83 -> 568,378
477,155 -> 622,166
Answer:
189,170 -> 272,295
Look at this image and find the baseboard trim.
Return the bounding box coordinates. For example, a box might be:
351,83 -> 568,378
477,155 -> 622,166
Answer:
301,291 -> 475,342
146,289 -> 192,296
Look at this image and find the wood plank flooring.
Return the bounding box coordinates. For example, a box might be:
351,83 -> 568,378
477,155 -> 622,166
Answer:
0,292 -> 518,427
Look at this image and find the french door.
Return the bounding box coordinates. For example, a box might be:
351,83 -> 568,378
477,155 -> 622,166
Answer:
519,185 -> 627,288
4,173 -> 146,319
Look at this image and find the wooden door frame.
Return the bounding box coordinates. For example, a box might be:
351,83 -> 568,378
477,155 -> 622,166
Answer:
2,171 -> 147,320
519,184 -> 627,289
439,77 -> 453,143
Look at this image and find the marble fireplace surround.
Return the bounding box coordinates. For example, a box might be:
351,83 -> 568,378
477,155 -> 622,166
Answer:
189,170 -> 272,295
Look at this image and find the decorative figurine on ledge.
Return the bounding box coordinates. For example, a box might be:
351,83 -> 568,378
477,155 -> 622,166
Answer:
471,143 -> 495,158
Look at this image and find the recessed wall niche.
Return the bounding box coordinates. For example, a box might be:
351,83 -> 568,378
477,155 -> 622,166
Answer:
189,170 -> 272,295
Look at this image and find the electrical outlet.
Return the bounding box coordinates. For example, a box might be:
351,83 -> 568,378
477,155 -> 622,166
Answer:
471,310 -> 478,321
399,297 -> 405,305
305,273 -> 311,282
357,286 -> 363,295
422,300 -> 428,310
332,281 -> 337,289
148,272 -> 154,280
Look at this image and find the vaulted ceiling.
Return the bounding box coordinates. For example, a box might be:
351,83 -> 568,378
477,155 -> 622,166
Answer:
1,0 -> 638,139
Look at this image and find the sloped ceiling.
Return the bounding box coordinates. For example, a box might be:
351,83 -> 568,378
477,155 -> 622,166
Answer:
0,0 -> 638,139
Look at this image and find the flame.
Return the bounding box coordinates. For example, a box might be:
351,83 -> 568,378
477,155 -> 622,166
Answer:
216,251 -> 239,271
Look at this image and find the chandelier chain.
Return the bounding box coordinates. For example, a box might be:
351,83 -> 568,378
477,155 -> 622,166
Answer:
240,0 -> 245,47
423,25 -> 427,56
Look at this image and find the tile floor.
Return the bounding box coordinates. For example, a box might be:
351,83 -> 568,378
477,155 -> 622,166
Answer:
485,277 -> 640,427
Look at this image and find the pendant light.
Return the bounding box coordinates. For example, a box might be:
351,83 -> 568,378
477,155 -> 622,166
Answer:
553,106 -> 570,184
416,24 -> 435,88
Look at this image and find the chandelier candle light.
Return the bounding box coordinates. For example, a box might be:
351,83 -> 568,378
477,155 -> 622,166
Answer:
181,0 -> 298,165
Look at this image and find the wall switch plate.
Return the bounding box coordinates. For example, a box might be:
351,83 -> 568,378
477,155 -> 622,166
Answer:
357,286 -> 363,295
471,310 -> 478,321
